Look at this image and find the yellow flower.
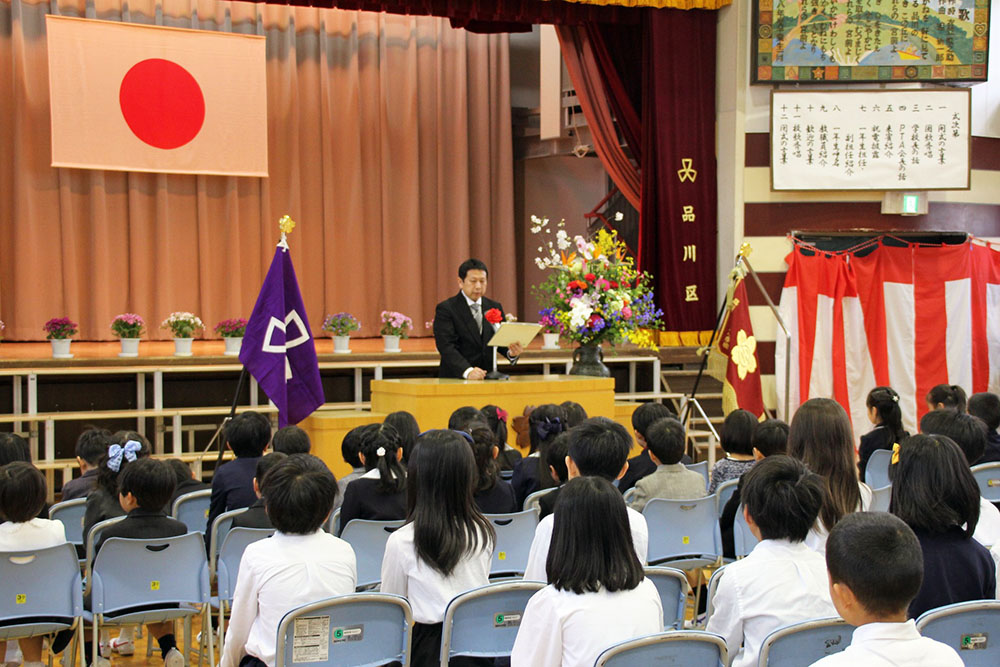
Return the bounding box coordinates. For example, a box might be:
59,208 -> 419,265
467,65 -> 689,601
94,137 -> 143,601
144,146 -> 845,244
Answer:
731,329 -> 757,380
628,329 -> 658,349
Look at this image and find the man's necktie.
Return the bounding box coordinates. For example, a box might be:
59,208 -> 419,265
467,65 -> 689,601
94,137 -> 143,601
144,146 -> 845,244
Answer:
470,302 -> 483,331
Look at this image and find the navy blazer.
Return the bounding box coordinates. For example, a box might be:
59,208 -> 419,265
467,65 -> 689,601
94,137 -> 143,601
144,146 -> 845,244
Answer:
433,292 -> 509,378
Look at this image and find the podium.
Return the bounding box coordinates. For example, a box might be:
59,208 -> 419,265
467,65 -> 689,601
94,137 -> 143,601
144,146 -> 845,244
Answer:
370,375 -> 616,443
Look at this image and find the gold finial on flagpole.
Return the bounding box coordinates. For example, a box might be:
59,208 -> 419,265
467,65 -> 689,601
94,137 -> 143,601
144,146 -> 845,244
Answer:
277,215 -> 296,251
739,242 -> 753,258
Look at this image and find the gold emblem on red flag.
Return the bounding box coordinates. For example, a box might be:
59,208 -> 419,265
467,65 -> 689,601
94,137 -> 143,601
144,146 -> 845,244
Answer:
731,329 -> 758,380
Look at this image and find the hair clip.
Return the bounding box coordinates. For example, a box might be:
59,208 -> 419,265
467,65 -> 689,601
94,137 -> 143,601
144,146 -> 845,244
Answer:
107,439 -> 141,472
376,446 -> 386,457
496,407 -> 508,423
891,442 -> 900,465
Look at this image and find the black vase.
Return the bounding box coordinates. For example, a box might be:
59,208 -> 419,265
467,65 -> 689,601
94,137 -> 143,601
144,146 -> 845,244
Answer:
569,344 -> 611,377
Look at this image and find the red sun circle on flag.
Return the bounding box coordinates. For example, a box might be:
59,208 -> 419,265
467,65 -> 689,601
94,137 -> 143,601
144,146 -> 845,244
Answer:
119,58 -> 205,150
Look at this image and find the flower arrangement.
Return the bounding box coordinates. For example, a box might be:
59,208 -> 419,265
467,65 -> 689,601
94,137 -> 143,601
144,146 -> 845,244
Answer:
322,313 -> 361,337
214,318 -> 248,338
43,317 -> 78,340
161,312 -> 204,338
0,319 -> 5,340
530,215 -> 663,348
380,311 -> 413,338
538,308 -> 561,334
110,313 -> 145,339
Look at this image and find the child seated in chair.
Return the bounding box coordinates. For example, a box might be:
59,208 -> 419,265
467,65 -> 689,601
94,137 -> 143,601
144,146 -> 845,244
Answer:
207,412 -> 271,533
706,455 -> 836,667
0,462 -> 67,667
230,452 -> 287,530
627,417 -> 706,511
809,512 -> 962,666
536,432 -> 570,519
221,455 -> 357,667
61,427 -> 112,500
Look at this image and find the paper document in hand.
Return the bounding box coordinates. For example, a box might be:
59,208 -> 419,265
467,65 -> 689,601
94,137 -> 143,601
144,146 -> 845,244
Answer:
487,322 -> 543,348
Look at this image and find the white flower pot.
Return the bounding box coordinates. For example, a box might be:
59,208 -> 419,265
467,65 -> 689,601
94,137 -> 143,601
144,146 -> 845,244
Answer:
51,339 -> 73,359
542,332 -> 560,350
173,337 -> 194,356
223,337 -> 242,356
333,335 -> 351,354
119,338 -> 140,357
383,334 -> 401,353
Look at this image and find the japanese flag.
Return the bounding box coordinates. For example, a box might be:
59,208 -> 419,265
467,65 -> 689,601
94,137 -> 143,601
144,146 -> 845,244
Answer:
46,16 -> 267,177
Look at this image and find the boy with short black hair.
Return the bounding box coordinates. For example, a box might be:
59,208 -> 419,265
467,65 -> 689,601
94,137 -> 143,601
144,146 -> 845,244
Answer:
967,392 -> 1000,464
61,427 -> 112,500
206,411 -> 271,532
334,424 -> 375,511
270,425 -> 311,455
809,512 -> 962,666
524,417 -> 648,581
536,432 -> 570,519
221,455 -> 356,667
230,452 -> 287,529
628,417 -> 706,510
707,456 -> 836,667
618,402 -> 684,493
165,458 -> 210,511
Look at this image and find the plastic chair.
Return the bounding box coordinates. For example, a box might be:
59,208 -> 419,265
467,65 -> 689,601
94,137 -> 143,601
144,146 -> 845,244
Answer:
339,519 -> 405,589
49,498 -> 88,549
622,487 -> 638,507
522,488 -> 556,514
595,630 -> 729,667
642,496 -> 721,569
686,461 -> 710,490
213,527 -> 276,656
644,567 -> 689,630
208,507 -> 249,578
439,581 -> 545,664
90,532 -> 212,667
865,449 -> 892,489
715,478 -> 739,518
733,504 -> 760,558
84,516 -> 127,597
757,617 -> 851,666
704,563 -> 728,627
916,600 -> 1000,666
868,485 -> 891,513
0,543 -> 84,666
324,508 -> 341,535
971,462 -> 1000,502
484,510 -> 538,578
274,593 -> 412,667
171,488 -> 213,534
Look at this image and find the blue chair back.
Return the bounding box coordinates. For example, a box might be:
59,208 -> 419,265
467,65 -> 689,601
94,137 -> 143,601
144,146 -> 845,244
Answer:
171,489 -> 212,534
916,600 -> 1000,666
85,516 -> 126,597
339,519 -> 405,588
865,449 -> 892,489
92,532 -> 210,616
0,542 -> 82,641
484,510 -> 538,577
971,462 -> 1000,502
522,488 -> 556,513
733,504 -> 759,558
217,527 -> 276,603
644,567 -> 688,630
685,461 -> 710,490
868,485 -> 891,512
758,617 -> 851,666
324,508 -> 340,535
704,564 -> 728,626
715,478 -> 739,517
440,581 -> 545,663
274,593 -> 412,667
49,498 -> 87,547
595,630 -> 728,667
209,507 -> 249,577
642,496 -> 721,568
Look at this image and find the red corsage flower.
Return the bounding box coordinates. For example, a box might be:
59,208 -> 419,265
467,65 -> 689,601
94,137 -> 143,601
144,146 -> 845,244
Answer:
485,308 -> 503,325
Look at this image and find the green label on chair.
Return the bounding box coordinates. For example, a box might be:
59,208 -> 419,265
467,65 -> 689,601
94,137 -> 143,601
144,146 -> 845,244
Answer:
960,633 -> 987,650
493,612 -> 522,628
331,625 -> 363,643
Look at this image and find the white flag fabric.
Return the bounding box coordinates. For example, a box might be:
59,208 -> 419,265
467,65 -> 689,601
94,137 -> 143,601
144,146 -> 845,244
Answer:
776,240 -> 1000,438
46,16 -> 267,177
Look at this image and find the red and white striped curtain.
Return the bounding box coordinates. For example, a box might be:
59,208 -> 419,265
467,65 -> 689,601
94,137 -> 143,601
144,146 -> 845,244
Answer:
776,239 -> 1000,438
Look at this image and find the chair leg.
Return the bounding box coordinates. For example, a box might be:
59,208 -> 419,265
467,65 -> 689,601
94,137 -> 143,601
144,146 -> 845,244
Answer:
183,616 -> 192,667
91,617 -> 100,667
205,608 -> 214,667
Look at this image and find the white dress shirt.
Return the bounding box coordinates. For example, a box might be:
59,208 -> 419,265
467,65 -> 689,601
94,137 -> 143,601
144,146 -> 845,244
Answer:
510,578 -> 662,667
706,538 -> 837,667
221,530 -> 357,667
805,482 -> 873,554
379,522 -> 492,624
0,517 -> 66,550
523,506 -> 648,582
461,293 -> 484,379
973,496 -> 1000,548
808,620 -> 963,666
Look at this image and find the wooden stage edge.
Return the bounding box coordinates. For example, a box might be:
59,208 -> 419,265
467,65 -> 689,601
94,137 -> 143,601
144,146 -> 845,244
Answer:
0,337 -> 701,368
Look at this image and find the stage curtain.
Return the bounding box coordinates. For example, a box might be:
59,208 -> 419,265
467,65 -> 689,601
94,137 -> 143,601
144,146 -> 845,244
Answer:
559,0 -> 731,8
0,0 -> 515,341
555,25 -> 640,209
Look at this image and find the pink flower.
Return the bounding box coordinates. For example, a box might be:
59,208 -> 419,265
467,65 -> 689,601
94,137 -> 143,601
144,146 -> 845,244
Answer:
622,305 -> 632,319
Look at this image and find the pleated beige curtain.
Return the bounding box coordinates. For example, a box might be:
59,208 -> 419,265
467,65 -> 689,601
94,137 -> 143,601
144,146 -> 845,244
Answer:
0,0 -> 515,340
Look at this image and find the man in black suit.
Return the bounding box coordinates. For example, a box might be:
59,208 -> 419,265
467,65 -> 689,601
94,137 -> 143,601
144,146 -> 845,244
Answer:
434,258 -> 522,379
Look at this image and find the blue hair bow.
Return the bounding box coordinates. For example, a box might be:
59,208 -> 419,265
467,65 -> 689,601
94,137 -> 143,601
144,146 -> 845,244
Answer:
535,417 -> 563,440
107,440 -> 141,472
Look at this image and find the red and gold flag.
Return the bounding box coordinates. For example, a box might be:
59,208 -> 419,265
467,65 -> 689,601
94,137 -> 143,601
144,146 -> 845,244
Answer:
712,270 -> 766,419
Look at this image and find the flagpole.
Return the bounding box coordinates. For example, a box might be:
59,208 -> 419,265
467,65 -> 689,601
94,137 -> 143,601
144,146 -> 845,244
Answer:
681,276 -> 732,427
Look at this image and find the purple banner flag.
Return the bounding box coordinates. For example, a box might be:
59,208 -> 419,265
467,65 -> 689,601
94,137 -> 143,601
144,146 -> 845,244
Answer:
239,246 -> 324,427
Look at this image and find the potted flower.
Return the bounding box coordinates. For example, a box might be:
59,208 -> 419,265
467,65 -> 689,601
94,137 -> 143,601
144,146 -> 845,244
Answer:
215,318 -> 248,356
322,313 -> 361,354
538,308 -> 561,350
44,317 -> 78,359
110,313 -> 145,357
161,312 -> 204,356
379,311 -> 412,353
0,319 -> 4,343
